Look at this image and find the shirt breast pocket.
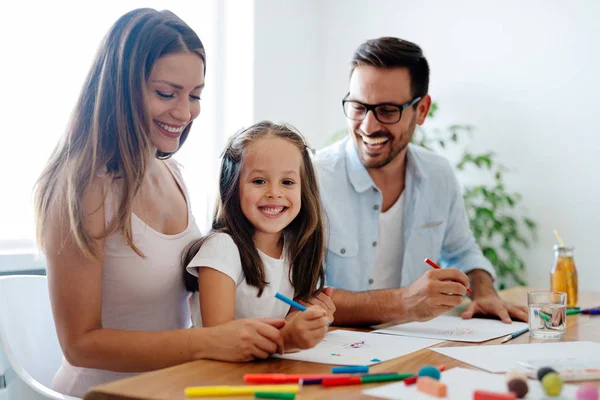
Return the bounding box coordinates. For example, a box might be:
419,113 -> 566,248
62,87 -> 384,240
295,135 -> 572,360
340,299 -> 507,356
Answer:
325,234 -> 359,288
412,222 -> 445,258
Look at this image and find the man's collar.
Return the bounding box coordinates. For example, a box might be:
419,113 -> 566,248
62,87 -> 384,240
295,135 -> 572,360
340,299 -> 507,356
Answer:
345,138 -> 374,193
344,138 -> 424,193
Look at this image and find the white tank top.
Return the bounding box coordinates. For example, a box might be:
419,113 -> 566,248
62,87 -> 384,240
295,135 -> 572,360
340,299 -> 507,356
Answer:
52,159 -> 201,398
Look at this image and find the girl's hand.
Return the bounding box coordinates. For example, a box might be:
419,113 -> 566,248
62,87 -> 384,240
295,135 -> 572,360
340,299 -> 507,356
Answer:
281,306 -> 329,351
298,286 -> 336,324
203,318 -> 286,361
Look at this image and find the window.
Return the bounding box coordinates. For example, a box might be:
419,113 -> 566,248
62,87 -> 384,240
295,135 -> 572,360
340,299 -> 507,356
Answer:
0,1 -> 231,270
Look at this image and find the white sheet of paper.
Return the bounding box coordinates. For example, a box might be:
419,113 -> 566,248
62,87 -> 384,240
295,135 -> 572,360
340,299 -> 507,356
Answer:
373,315 -> 529,342
432,341 -> 600,373
274,329 -> 441,366
363,367 -> 578,400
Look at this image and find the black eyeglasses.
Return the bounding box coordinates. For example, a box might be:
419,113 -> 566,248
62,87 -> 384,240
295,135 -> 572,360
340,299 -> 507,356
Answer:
342,94 -> 422,124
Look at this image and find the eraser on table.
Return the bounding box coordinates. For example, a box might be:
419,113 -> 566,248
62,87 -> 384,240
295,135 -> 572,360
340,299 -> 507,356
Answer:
473,389 -> 516,400
576,384 -> 600,400
536,366 -> 557,381
416,377 -> 447,397
504,370 -> 528,383
506,378 -> 529,399
331,365 -> 369,374
418,365 -> 441,380
541,372 -> 563,396
404,375 -> 418,386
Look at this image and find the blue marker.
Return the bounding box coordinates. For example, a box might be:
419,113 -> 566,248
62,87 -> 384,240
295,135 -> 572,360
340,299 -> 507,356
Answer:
275,292 -> 307,312
331,365 -> 370,374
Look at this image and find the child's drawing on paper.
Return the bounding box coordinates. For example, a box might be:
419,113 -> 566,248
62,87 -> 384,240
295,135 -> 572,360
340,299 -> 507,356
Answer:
275,329 -> 441,366
439,328 -> 474,336
323,338 -> 369,349
372,315 -> 529,343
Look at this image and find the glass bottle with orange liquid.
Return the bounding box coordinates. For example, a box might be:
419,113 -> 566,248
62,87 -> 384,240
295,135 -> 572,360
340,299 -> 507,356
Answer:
551,245 -> 578,307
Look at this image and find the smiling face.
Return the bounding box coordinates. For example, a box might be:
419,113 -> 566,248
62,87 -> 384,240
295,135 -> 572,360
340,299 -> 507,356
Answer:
146,52 -> 205,153
238,136 -> 303,245
347,65 -> 428,170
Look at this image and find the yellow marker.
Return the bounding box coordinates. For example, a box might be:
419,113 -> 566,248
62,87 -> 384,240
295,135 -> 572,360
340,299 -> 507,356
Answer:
185,384 -> 300,397
554,230 -> 565,246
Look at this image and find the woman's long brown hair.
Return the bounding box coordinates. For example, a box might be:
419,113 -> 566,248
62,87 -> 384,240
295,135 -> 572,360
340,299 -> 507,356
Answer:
34,8 -> 205,260
183,121 -> 325,300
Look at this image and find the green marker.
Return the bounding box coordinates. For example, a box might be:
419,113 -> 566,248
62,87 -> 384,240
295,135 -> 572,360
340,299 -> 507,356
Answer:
361,373 -> 414,383
255,392 -> 296,400
540,309 -> 579,322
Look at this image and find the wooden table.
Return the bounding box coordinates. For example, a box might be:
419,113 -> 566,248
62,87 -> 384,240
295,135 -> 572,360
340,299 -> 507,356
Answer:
85,287 -> 600,399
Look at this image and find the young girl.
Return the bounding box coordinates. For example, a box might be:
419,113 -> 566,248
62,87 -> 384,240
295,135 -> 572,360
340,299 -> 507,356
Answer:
34,9 -> 285,397
183,121 -> 332,351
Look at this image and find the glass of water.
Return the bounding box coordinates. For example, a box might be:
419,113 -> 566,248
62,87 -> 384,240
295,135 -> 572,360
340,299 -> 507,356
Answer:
528,291 -> 566,339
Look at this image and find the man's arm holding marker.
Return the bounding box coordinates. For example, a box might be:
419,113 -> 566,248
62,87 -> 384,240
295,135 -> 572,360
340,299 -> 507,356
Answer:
328,268 -> 470,326
439,171 -> 528,323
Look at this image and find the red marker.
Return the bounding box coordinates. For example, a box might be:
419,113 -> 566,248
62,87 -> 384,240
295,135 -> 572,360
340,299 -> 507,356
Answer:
321,376 -> 362,387
244,373 -> 350,384
424,258 -> 473,294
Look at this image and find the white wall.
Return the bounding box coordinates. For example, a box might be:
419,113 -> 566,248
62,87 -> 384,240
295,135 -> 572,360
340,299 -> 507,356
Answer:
253,0 -> 600,290
254,0 -> 326,149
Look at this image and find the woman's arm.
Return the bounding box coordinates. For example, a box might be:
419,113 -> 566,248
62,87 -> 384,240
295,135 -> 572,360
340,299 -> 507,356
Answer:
197,268 -> 236,327
197,268 -> 284,357
46,178 -> 283,371
197,266 -> 328,352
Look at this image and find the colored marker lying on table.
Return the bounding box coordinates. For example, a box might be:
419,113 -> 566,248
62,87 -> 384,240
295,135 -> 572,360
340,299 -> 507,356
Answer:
500,327 -> 529,343
245,373 -> 352,384
185,384 -> 299,397
539,308 -> 581,321
321,373 -> 414,386
332,365 -> 369,374
424,258 -> 473,294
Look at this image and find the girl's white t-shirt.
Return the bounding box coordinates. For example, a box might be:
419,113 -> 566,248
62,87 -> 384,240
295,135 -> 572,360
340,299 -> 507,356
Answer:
186,232 -> 294,327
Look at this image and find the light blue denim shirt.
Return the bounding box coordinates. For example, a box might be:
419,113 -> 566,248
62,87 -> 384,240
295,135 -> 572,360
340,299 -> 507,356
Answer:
315,137 -> 496,292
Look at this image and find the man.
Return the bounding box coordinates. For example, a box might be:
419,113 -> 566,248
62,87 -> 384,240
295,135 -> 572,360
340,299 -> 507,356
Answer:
314,37 -> 528,326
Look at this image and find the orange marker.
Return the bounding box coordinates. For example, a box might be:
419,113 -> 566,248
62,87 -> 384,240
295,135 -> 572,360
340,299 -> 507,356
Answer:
417,377 -> 447,397
424,258 -> 473,294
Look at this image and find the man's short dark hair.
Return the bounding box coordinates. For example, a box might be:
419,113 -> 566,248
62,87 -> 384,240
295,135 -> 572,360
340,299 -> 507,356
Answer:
350,37 -> 430,99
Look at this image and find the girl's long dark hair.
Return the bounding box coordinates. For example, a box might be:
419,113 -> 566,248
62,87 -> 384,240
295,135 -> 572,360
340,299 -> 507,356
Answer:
183,121 -> 325,300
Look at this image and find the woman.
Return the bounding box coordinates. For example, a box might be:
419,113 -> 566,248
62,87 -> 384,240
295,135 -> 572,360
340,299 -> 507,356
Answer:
34,8 -> 284,397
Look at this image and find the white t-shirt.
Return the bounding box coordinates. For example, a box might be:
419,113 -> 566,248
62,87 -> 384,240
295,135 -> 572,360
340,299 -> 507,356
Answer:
186,232 -> 294,327
371,192 -> 405,290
